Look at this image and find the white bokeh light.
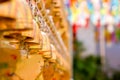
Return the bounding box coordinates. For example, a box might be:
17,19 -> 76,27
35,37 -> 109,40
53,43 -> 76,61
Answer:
107,24 -> 114,33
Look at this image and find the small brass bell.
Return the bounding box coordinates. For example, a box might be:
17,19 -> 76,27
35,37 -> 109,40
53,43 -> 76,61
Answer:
39,31 -> 51,59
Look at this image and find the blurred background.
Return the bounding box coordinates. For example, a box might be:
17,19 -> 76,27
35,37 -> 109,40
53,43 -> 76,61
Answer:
64,0 -> 120,80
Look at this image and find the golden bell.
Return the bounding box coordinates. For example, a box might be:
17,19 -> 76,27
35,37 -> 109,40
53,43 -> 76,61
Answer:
24,20 -> 40,46
48,44 -> 57,63
13,0 -> 33,31
56,53 -> 70,71
28,30 -> 43,51
0,0 -> 16,20
55,53 -> 64,69
3,19 -> 37,42
0,0 -> 33,31
3,30 -> 33,41
39,31 -> 51,58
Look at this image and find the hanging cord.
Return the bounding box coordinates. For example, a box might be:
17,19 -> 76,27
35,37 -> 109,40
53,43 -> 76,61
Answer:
24,43 -> 30,58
